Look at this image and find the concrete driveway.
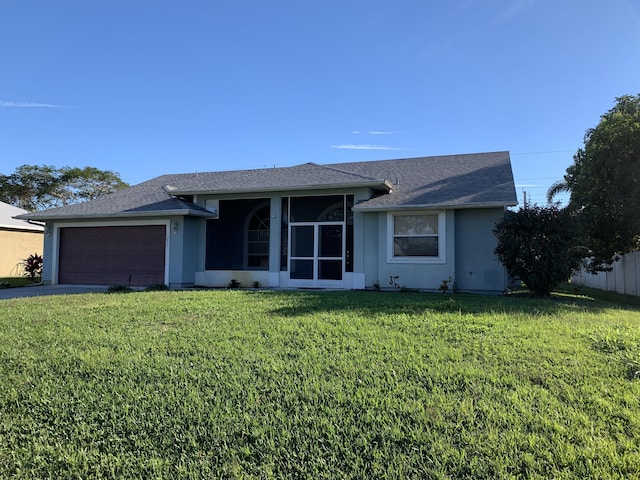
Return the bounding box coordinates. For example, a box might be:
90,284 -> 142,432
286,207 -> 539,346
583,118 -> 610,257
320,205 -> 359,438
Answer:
0,284 -> 109,300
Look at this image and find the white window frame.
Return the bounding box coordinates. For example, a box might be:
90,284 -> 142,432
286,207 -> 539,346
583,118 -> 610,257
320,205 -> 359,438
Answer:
387,211 -> 445,264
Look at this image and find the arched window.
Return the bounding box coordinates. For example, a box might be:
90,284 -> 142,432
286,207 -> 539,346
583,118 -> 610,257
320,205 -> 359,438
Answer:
247,205 -> 270,269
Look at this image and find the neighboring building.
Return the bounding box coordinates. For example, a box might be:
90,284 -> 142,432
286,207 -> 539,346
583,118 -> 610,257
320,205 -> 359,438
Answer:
0,201 -> 44,277
18,152 -> 517,292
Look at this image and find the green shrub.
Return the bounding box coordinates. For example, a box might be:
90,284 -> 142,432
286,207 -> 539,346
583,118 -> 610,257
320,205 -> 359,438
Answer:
0,277 -> 37,288
439,276 -> 456,293
22,253 -> 43,280
144,283 -> 170,292
494,205 -> 585,296
106,285 -> 134,294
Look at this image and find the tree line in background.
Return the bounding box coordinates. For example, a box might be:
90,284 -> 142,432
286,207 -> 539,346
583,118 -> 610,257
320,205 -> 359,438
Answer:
0,165 -> 128,212
495,93 -> 640,296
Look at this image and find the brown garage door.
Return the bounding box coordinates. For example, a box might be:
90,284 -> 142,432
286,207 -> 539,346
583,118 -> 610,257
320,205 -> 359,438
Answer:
58,225 -> 166,286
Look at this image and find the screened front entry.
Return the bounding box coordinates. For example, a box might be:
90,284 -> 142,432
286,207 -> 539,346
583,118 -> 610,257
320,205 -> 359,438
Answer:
284,195 -> 353,288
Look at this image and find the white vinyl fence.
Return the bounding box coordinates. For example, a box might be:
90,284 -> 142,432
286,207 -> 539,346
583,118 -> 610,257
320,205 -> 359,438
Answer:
571,251 -> 640,296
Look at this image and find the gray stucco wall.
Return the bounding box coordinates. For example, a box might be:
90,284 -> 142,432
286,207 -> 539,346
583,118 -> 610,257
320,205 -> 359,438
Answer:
168,216 -> 204,288
454,208 -> 507,293
268,195 -> 282,274
41,226 -> 54,284
360,212 -> 379,285
363,210 -> 455,291
360,208 -> 507,293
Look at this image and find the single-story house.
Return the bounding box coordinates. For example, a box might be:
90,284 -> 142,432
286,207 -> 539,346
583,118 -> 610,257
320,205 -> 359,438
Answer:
1,201 -> 44,277
17,151 -> 517,293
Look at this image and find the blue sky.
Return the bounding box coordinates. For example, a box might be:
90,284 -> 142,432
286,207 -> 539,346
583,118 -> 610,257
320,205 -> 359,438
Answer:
1,1 -> 639,206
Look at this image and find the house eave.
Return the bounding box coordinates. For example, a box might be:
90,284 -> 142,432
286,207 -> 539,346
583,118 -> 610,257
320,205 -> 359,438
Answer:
15,209 -> 216,222
169,180 -> 393,196
352,201 -> 518,212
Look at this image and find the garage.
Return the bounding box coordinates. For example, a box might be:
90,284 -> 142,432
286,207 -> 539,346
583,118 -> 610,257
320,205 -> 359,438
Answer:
58,225 -> 166,286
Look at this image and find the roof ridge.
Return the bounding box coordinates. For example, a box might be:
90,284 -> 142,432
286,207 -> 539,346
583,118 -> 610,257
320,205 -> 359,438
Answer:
314,162 -> 385,182
159,163 -> 303,179
328,151 -> 510,166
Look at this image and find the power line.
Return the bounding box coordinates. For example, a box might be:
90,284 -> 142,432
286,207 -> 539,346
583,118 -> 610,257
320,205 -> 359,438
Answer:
511,149 -> 575,156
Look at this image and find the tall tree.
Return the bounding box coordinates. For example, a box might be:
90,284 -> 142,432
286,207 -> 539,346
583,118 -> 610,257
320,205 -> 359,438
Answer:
0,165 -> 128,212
547,94 -> 640,271
59,167 -> 128,204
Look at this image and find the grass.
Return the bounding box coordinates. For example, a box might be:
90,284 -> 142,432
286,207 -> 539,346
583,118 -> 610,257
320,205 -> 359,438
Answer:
0,276 -> 41,288
1,289 -> 639,479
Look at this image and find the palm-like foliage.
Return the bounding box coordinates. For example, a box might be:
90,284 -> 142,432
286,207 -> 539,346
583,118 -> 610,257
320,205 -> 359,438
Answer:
547,94 -> 640,271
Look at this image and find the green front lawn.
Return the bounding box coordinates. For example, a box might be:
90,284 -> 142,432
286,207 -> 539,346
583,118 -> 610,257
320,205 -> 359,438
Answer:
1,290 -> 639,478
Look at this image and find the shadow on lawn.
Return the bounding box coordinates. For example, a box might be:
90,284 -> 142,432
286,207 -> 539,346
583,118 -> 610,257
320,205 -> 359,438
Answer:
254,287 -> 620,319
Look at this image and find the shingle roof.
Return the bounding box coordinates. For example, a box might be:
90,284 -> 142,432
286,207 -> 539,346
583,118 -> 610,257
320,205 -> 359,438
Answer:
18,151 -> 516,221
168,162 -> 391,194
334,151 -> 517,210
17,177 -> 215,220
0,201 -> 44,231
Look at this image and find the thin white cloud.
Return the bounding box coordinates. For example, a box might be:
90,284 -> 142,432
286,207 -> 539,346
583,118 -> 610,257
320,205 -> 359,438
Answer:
0,100 -> 70,108
331,144 -> 407,151
515,184 -> 539,188
495,0 -> 536,24
351,130 -> 398,135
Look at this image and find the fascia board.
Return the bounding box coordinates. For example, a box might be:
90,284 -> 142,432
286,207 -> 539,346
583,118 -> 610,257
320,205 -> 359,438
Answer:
16,209 -> 216,222
168,180 -> 392,196
353,201 -> 518,212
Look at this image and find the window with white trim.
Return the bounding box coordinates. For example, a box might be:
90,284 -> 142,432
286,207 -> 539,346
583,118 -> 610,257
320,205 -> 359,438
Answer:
388,212 -> 445,262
